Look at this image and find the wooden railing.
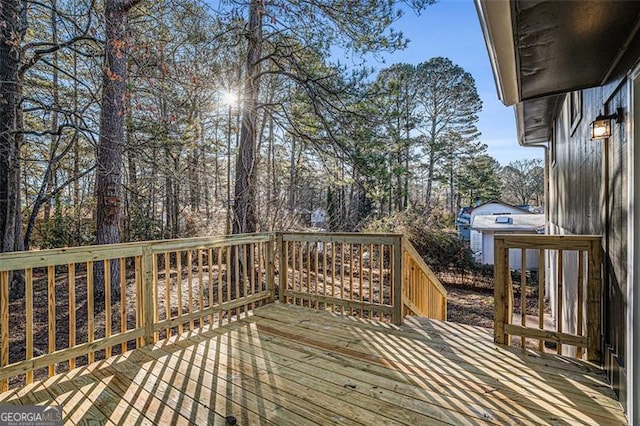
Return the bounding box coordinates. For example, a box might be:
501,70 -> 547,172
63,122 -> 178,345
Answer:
401,237 -> 447,321
278,233 -> 446,324
0,243 -> 145,392
493,234 -> 602,362
147,234 -> 275,340
0,234 -> 274,391
0,231 -> 446,390
278,232 -> 399,322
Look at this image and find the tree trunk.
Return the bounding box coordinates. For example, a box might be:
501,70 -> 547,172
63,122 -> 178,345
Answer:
164,172 -> 175,238
0,0 -> 25,300
96,0 -> 128,244
288,136 -> 296,212
44,0 -> 59,223
386,156 -> 393,216
201,115 -> 211,222
424,146 -> 436,214
266,117 -> 274,225
72,43 -> 81,232
395,147 -> 402,212
0,0 -> 25,254
95,0 -> 133,299
449,159 -> 455,215
212,119 -> 220,202
189,134 -> 199,212
232,0 -> 262,235
124,95 -> 137,241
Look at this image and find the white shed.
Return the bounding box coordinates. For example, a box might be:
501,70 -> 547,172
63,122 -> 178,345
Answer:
468,201 -> 533,255
471,214 -> 545,270
310,208 -> 326,228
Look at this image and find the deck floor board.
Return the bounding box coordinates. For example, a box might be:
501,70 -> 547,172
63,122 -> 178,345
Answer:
0,303 -> 627,425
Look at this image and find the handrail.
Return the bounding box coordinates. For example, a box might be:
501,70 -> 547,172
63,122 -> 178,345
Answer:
493,233 -> 602,362
277,232 -> 401,323
0,233 -> 274,391
0,231 -> 448,390
276,233 -> 447,324
401,237 -> 447,321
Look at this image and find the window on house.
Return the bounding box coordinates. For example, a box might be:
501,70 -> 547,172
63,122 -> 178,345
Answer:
570,90 -> 582,135
551,119 -> 557,168
495,216 -> 512,224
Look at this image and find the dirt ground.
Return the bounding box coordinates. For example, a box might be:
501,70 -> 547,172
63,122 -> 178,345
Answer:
439,266 -> 547,329
441,271 -> 556,353
444,283 -> 496,328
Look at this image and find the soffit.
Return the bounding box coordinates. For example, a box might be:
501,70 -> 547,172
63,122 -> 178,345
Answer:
477,0 -> 640,145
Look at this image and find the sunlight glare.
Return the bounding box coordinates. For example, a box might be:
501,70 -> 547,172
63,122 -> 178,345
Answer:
222,90 -> 238,107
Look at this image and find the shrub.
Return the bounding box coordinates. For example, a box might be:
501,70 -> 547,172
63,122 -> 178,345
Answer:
36,212 -> 94,249
362,211 -> 476,275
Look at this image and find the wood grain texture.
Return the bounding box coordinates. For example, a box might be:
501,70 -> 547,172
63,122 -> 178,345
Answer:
494,234 -> 602,362
400,238 -> 447,321
164,252 -> 171,337
87,261 -> 95,363
587,240 -> 602,362
520,248 -> 526,349
392,237 -> 403,325
493,237 -> 507,345
104,259 -> 111,358
504,324 -> 588,346
0,304 -> 625,426
0,271 -> 8,392
557,249 -> 564,355
497,234 -> 600,251
141,246 -> 155,345
26,268 -> 34,382
537,249 -> 545,352
0,245 -> 144,272
47,265 -> 56,377
119,257 -> 126,353
577,250 -> 584,358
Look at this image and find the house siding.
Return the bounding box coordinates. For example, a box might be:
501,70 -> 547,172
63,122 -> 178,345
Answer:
550,83 -> 629,408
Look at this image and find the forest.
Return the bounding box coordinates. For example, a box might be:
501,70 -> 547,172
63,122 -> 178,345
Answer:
0,0 -> 544,253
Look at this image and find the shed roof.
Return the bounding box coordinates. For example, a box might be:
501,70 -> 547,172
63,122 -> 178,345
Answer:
472,200 -> 532,215
471,214 -> 545,232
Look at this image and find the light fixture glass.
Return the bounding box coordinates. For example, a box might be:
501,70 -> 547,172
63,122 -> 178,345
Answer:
590,118 -> 611,140
590,108 -> 623,140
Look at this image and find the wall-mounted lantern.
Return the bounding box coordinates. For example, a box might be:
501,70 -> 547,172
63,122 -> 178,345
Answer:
590,108 -> 624,140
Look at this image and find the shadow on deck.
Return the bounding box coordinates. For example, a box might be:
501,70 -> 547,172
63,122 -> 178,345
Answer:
0,303 -> 626,425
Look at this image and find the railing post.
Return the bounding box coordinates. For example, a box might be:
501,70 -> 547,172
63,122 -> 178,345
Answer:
0,271 -> 8,392
494,237 -> 511,345
441,292 -> 447,321
266,233 -> 276,303
587,239 -> 603,363
141,245 -> 156,346
278,233 -> 287,304
392,236 -> 404,325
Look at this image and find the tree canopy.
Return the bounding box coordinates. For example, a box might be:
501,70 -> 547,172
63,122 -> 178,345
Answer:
501,159 -> 544,206
0,0 -> 536,256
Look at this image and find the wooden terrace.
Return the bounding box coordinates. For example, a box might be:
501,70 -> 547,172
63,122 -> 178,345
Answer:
0,232 -> 628,424
0,304 -> 626,425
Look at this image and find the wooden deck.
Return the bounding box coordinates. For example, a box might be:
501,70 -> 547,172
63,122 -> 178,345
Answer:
0,303 -> 627,425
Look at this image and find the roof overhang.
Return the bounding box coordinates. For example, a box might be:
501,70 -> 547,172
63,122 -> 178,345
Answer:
476,0 -> 640,145
514,95 -> 563,146
475,0 -> 518,105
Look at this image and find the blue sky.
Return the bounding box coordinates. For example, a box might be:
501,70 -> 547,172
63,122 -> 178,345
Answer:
368,0 -> 543,165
